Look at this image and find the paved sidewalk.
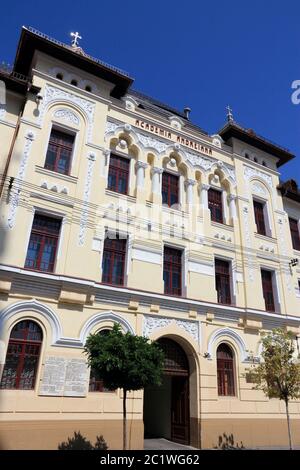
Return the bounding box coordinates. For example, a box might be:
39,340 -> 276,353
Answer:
144,439 -> 197,450
144,438 -> 300,450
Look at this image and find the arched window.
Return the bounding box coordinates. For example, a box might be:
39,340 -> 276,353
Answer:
85,85 -> 92,92
0,320 -> 43,390
70,79 -> 78,87
217,343 -> 235,396
89,329 -> 112,392
56,73 -> 63,80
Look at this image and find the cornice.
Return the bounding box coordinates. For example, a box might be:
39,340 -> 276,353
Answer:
1,264 -> 299,326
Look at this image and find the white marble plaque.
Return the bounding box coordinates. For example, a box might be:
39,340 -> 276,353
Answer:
64,358 -> 89,397
39,356 -> 89,397
39,356 -> 66,396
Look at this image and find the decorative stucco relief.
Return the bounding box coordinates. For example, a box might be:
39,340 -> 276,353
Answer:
40,85 -> 95,141
105,121 -> 236,186
277,216 -> 293,292
8,130 -> 35,229
244,166 -> 273,188
53,108 -> 80,126
78,152 -> 96,246
143,315 -> 199,343
242,205 -> 254,281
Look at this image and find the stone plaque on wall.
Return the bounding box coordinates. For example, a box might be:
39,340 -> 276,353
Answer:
39,356 -> 89,397
39,356 -> 67,396
64,358 -> 89,397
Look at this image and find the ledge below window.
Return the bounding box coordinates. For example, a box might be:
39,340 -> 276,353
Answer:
35,165 -> 78,184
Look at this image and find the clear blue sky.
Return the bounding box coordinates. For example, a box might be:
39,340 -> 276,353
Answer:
1,0 -> 300,181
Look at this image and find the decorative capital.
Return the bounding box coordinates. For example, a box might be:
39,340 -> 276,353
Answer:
87,152 -> 96,161
201,184 -> 210,191
25,130 -> 35,141
229,194 -> 237,201
136,160 -> 148,170
152,166 -> 164,175
185,178 -> 196,187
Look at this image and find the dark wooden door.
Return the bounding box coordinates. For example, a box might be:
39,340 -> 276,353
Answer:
171,376 -> 190,444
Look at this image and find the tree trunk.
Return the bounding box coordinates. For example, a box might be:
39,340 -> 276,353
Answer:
285,399 -> 293,450
123,388 -> 127,450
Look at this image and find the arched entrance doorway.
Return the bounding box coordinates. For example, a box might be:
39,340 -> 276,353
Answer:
144,338 -> 190,445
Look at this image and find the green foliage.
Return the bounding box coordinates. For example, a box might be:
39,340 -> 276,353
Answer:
94,435 -> 109,450
247,328 -> 300,402
84,323 -> 165,392
58,431 -> 108,450
214,433 -> 245,450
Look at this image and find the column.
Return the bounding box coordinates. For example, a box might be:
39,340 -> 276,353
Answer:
185,179 -> 196,205
151,167 -> 163,194
200,184 -> 210,208
136,161 -> 148,189
229,194 -> 237,220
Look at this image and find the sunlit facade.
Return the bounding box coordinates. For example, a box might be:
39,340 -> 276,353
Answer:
0,27 -> 300,449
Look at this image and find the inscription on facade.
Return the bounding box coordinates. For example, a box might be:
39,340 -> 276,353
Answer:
39,356 -> 88,397
135,119 -> 213,156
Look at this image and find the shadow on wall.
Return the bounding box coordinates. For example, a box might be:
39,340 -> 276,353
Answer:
58,431 -> 108,450
214,433 -> 245,450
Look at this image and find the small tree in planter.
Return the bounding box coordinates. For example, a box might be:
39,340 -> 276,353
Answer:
247,328 -> 300,450
84,323 -> 164,450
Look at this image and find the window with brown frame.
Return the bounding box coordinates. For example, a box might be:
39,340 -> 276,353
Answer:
0,321 -> 43,390
253,200 -> 266,236
289,218 -> 300,251
215,259 -> 231,305
162,172 -> 179,208
163,246 -> 182,296
261,269 -> 275,312
44,129 -> 74,175
208,188 -> 223,223
25,214 -> 61,273
107,154 -> 130,195
217,343 -> 235,396
101,235 -> 127,286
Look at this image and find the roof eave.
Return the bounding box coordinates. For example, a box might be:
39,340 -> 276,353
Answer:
219,122 -> 295,167
13,27 -> 133,99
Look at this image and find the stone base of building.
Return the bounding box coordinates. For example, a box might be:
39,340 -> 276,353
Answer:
0,419 -> 144,450
1,418 -> 299,449
201,418 -> 300,449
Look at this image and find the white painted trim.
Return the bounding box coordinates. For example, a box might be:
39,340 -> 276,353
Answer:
1,264 -> 300,325
188,260 -> 214,276
131,247 -> 162,265
80,311 -> 135,344
207,327 -> 248,362
0,299 -> 62,345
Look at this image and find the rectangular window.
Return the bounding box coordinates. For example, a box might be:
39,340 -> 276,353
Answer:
25,214 -> 61,272
44,129 -> 74,175
163,247 -> 182,296
107,154 -> 130,195
215,259 -> 231,305
162,172 -> 179,208
253,200 -> 266,236
208,188 -> 223,223
102,235 -> 127,286
261,269 -> 275,312
289,218 -> 300,251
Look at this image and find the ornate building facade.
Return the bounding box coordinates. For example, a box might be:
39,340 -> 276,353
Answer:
0,27 -> 300,449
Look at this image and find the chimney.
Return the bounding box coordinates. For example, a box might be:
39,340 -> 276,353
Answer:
184,107 -> 191,120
